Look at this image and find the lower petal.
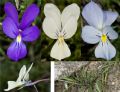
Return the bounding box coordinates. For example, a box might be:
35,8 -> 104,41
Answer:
4,81 -> 18,91
95,41 -> 116,60
50,40 -> 71,60
22,26 -> 40,42
7,41 -> 27,61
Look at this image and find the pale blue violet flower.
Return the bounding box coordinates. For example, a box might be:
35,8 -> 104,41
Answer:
81,1 -> 118,60
2,2 -> 40,61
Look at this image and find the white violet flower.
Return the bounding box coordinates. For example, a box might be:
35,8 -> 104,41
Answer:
42,3 -> 80,60
4,63 -> 33,91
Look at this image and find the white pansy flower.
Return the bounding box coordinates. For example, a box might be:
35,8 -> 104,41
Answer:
42,3 -> 80,60
81,1 -> 118,60
4,63 -> 33,91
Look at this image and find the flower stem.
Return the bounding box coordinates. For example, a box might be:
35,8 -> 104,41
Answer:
26,78 -> 50,86
34,85 -> 38,92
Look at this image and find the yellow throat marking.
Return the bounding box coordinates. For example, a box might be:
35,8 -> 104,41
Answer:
16,34 -> 22,43
58,35 -> 64,45
101,34 -> 107,43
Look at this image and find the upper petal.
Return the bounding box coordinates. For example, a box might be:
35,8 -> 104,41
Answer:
2,17 -> 19,38
61,3 -> 80,27
103,26 -> 118,40
17,65 -> 26,82
4,2 -> 19,26
44,3 -> 61,30
42,17 -> 59,39
81,26 -> 101,44
82,1 -> 104,29
20,4 -> 39,29
95,41 -> 116,60
23,63 -> 33,81
7,41 -> 27,61
103,11 -> 118,26
22,26 -> 40,42
62,17 -> 78,39
50,40 -> 71,60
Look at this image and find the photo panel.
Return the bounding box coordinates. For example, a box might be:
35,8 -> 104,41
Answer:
0,0 -> 120,92
53,61 -> 120,92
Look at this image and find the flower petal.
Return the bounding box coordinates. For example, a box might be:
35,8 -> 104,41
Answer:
82,1 -> 103,29
103,11 -> 118,26
44,3 -> 61,30
4,81 -> 24,91
42,17 -> 59,39
4,81 -> 18,91
95,41 -> 116,60
17,65 -> 26,82
81,26 -> 101,44
103,26 -> 118,40
7,41 -> 27,61
20,4 -> 39,29
62,17 -> 78,39
61,3 -> 80,27
22,26 -> 40,42
4,2 -> 19,26
23,63 -> 33,81
50,40 -> 71,60
2,17 -> 19,38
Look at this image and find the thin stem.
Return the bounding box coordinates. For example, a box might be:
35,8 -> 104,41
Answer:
26,78 -> 50,86
34,85 -> 39,92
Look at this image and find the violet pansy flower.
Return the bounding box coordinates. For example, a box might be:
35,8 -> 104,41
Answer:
2,2 -> 40,61
81,1 -> 118,60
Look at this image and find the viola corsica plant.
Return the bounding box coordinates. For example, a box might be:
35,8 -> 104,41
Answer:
2,2 -> 40,61
42,3 -> 80,60
81,1 -> 118,60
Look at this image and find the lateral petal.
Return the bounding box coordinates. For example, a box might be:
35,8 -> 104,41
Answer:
22,26 -> 40,42
2,17 -> 19,38
103,26 -> 118,40
62,17 -> 78,39
81,26 -> 101,44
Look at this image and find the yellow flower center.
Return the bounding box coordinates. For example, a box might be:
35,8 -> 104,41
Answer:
58,35 -> 64,45
101,34 -> 107,43
16,34 -> 22,43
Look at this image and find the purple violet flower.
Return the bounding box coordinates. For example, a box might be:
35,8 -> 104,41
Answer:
2,2 -> 40,61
